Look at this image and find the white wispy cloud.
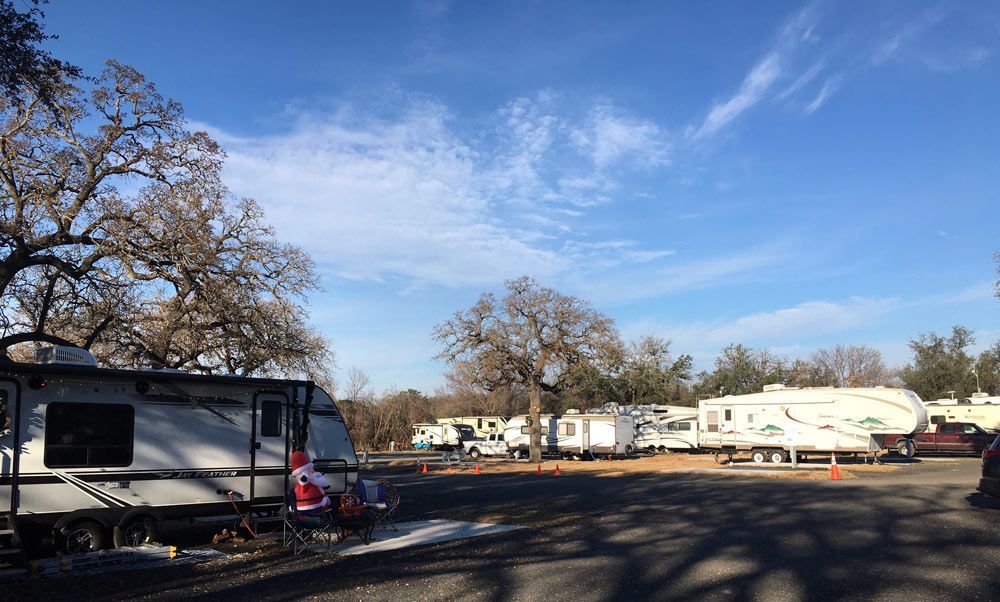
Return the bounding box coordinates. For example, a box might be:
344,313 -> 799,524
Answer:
871,7 -> 947,66
689,2 -> 822,139
776,61 -> 824,101
803,75 -> 842,115
205,94 -> 671,290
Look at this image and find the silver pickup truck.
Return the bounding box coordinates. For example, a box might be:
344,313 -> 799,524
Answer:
462,432 -> 511,459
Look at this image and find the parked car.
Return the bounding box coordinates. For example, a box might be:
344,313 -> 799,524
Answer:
978,434 -> 1000,498
884,422 -> 995,457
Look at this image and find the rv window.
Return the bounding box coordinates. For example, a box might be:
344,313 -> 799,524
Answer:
497,434 -> 504,441
44,403 -> 134,468
707,411 -> 719,433
478,419 -> 484,429
724,409 -> 732,421
260,399 -> 282,437
677,421 -> 692,431
930,415 -> 945,425
558,423 -> 576,436
521,426 -> 531,434
488,421 -> 496,429
747,414 -> 755,424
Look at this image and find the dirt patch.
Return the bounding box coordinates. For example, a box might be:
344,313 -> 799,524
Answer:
397,453 -> 900,480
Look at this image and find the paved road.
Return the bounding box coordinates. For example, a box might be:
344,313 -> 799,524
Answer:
8,458 -> 998,601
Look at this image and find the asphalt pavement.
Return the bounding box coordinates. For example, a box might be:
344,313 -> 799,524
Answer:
7,457 -> 998,601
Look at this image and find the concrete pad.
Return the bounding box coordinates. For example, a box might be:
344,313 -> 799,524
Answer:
323,519 -> 523,556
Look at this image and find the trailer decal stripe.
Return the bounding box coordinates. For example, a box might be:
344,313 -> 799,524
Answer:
0,464 -> 357,486
50,470 -> 129,508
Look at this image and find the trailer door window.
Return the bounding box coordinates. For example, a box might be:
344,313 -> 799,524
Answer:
707,411 -> 719,433
45,403 -> 134,468
724,409 -> 733,421
260,399 -> 282,437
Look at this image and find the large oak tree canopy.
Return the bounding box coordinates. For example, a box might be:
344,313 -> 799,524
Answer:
434,276 -> 623,462
0,59 -> 329,377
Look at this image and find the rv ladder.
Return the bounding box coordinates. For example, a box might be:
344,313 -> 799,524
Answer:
0,514 -> 27,579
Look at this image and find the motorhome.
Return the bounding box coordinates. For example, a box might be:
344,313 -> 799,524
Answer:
410,423 -> 475,450
924,394 -> 1000,432
503,413 -> 635,458
435,416 -> 510,438
590,404 -> 698,453
697,384 -> 928,463
0,346 -> 358,558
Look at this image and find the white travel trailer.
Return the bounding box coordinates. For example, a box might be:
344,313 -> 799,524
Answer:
410,423 -> 475,450
0,347 -> 358,559
591,404 -> 698,453
503,414 -> 636,458
697,385 -> 928,463
435,416 -> 510,438
924,394 -> 1000,432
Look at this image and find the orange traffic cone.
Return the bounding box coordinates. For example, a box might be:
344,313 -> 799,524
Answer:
536,463 -> 542,476
554,464 -> 561,476
420,463 -> 428,474
474,463 -> 481,475
829,453 -> 840,480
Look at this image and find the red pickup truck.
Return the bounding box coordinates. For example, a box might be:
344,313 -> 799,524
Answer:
886,422 -> 996,457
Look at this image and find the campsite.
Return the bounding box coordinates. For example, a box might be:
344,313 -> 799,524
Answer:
2,1 -> 1000,600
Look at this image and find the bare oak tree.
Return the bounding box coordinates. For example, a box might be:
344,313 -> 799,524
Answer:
811,344 -> 891,388
0,60 -> 330,378
434,276 -> 622,462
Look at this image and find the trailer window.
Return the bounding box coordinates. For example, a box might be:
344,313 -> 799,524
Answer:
45,403 -> 134,468
670,421 -> 692,431
260,399 -> 282,437
521,426 -> 530,434
488,421 -> 496,429
724,409 -> 732,421
558,423 -> 576,436
707,411 -> 719,433
930,415 -> 945,425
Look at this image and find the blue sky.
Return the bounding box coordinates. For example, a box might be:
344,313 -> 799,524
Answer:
42,1 -> 1000,393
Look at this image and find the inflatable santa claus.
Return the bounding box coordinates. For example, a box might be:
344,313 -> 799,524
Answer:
290,450 -> 332,513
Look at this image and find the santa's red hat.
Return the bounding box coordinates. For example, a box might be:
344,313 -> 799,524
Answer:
290,450 -> 313,477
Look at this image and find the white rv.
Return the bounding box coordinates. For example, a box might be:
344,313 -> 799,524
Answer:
410,423 -> 475,451
435,416 -> 510,438
697,385 -> 928,463
924,394 -> 1000,432
0,347 -> 358,557
591,404 -> 698,453
503,413 -> 636,458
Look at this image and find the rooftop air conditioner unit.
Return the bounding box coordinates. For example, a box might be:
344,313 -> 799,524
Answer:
762,384 -> 786,392
35,346 -> 98,367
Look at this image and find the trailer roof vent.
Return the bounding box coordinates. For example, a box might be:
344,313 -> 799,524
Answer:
762,383 -> 786,392
35,346 -> 98,367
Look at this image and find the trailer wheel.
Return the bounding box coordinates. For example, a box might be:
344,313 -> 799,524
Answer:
897,439 -> 916,459
63,520 -> 107,555
624,444 -> 635,456
647,445 -> 657,453
114,516 -> 158,548
750,449 -> 767,464
468,447 -> 482,459
769,450 -> 788,464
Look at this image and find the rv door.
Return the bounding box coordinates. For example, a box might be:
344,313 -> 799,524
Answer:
581,419 -> 590,453
251,392 -> 289,504
720,405 -> 736,447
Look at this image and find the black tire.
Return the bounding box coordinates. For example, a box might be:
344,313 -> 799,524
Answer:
647,445 -> 657,453
468,447 -> 482,459
769,449 -> 788,464
63,520 -> 107,555
897,439 -> 916,458
751,449 -> 767,464
114,516 -> 158,548
625,444 -> 635,456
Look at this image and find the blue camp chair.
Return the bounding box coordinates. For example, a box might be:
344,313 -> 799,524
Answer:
356,478 -> 400,531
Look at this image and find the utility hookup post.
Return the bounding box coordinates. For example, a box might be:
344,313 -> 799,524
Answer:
790,444 -> 797,469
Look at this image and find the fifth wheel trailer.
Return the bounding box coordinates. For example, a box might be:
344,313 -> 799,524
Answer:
0,346 -> 358,557
697,385 -> 928,463
590,404 -> 698,452
503,413 -> 635,458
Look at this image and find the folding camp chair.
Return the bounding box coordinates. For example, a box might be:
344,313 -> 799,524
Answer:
283,489 -> 335,555
336,494 -> 374,544
356,478 -> 400,531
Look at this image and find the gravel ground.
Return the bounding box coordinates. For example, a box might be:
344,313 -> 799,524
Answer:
5,456 -> 997,601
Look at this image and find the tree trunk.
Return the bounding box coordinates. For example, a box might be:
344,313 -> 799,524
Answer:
528,381 -> 542,463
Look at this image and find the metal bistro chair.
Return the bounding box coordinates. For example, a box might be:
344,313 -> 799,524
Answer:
283,489 -> 335,555
356,478 -> 400,531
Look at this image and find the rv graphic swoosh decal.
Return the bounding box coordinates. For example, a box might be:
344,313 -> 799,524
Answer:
52,470 -> 132,508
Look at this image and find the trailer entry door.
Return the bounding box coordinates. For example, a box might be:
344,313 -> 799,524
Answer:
721,406 -> 736,448
251,392 -> 289,505
581,419 -> 590,453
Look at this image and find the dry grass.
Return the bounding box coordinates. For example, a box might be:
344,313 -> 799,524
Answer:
392,452 -> 900,481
